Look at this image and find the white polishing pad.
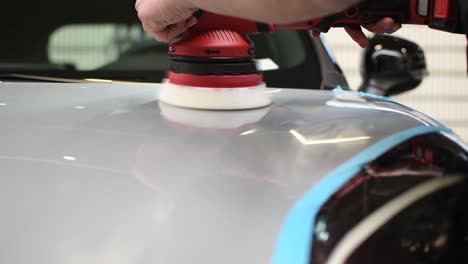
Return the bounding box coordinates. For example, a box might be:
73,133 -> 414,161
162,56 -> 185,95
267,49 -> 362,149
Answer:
159,101 -> 270,129
159,80 -> 272,110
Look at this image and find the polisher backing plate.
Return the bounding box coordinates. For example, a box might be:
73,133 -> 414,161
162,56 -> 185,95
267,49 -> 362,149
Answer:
159,80 -> 272,110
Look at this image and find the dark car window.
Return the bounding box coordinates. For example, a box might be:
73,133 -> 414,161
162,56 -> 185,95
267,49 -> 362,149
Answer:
1,1 -> 322,88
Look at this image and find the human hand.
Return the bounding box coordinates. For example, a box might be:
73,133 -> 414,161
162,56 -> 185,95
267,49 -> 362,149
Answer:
312,18 -> 402,48
135,0 -> 198,42
345,18 -> 402,47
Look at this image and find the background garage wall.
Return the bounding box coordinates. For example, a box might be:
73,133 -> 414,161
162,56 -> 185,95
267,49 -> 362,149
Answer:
324,26 -> 468,143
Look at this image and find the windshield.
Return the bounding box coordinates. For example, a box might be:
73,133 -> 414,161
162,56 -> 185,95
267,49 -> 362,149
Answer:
2,1 -> 322,88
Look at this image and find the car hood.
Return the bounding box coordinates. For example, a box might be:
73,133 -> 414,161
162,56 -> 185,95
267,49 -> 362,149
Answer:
0,82 -> 442,264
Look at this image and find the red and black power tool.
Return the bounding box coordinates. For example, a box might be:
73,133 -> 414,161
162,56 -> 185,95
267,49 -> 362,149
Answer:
161,0 -> 459,110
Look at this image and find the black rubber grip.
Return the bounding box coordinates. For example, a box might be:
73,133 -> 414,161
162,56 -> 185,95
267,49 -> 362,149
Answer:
256,22 -> 272,33
170,59 -> 258,75
193,9 -> 204,19
312,0 -> 409,32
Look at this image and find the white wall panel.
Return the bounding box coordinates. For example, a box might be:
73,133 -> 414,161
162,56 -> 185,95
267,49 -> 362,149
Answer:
324,26 -> 468,142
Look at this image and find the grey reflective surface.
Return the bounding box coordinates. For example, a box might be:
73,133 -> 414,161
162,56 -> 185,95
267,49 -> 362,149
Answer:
0,82 -> 442,264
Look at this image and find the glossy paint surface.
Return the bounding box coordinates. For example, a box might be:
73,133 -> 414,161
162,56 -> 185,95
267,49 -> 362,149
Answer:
0,82 -> 442,264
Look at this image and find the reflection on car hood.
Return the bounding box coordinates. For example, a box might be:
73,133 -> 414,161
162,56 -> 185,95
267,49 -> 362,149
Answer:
0,82 -> 441,264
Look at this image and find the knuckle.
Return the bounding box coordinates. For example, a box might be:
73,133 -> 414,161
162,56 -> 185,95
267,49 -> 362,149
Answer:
141,24 -> 151,34
154,34 -> 168,42
136,9 -> 148,21
136,8 -> 153,23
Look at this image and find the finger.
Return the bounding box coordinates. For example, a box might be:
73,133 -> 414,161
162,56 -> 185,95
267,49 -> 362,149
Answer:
157,16 -> 198,42
161,20 -> 192,41
134,0 -> 142,10
345,26 -> 369,48
142,21 -> 171,42
141,22 -> 168,41
146,16 -> 196,42
137,13 -> 169,40
363,17 -> 402,34
184,16 -> 198,28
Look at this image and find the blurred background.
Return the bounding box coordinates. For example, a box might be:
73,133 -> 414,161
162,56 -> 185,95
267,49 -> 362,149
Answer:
48,24 -> 153,70
47,24 -> 468,142
325,27 -> 468,143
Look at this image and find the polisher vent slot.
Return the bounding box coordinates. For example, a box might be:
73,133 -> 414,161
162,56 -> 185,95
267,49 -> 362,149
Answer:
202,29 -> 240,43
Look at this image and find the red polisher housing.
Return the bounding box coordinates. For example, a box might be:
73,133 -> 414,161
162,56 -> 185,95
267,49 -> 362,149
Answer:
166,11 -> 271,88
167,71 -> 263,88
170,29 -> 254,58
169,11 -> 273,58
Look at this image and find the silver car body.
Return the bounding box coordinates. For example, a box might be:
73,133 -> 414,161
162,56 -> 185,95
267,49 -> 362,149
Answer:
0,82 -> 463,264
